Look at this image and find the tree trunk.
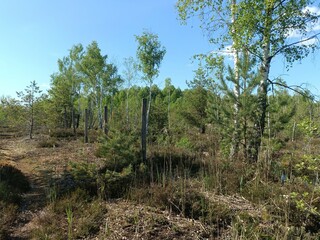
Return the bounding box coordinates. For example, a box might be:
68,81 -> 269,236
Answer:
248,3 -> 273,163
250,46 -> 271,163
30,105 -> 34,139
141,99 -> 147,163
98,86 -> 103,129
146,82 -> 152,134
84,109 -> 89,143
126,89 -> 130,127
71,106 -> 76,134
64,106 -> 68,129
104,106 -> 108,135
229,0 -> 241,160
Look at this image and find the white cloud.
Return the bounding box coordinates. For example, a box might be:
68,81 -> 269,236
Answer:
287,29 -> 301,38
300,37 -> 319,46
287,5 -> 320,39
211,45 -> 235,58
303,6 -> 320,16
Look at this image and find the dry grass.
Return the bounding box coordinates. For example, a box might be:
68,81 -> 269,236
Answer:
2,133 -> 319,239
0,135 -> 219,239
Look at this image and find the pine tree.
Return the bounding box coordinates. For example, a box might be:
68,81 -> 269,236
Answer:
16,81 -> 43,139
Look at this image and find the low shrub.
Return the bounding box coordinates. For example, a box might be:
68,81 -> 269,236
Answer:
96,130 -> 140,172
68,161 -> 135,199
49,128 -> 78,139
37,137 -> 59,148
32,188 -> 106,239
129,181 -> 232,227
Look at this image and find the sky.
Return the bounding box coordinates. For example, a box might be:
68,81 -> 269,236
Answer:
0,0 -> 320,98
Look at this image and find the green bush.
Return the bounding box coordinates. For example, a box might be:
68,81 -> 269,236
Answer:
69,161 -> 135,199
175,136 -> 193,150
50,128 -> 76,138
99,165 -> 134,199
96,130 -> 140,172
38,137 -> 59,148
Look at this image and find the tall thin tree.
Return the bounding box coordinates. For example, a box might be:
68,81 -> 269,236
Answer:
135,31 -> 166,133
17,80 -> 42,139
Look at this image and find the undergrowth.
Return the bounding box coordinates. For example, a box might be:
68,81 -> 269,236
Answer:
32,188 -> 106,239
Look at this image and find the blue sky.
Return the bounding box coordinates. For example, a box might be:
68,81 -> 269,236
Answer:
0,0 -> 319,98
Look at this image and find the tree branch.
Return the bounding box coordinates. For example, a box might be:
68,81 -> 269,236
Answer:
268,78 -> 314,100
271,33 -> 320,58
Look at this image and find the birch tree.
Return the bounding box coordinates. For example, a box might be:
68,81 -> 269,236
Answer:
177,0 -> 243,158
122,57 -> 138,127
235,0 -> 320,161
177,0 -> 320,161
135,31 -> 166,133
78,41 -> 122,129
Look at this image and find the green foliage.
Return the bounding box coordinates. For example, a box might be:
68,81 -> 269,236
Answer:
135,31 -> 166,83
68,161 -> 135,199
16,80 -> 43,138
175,136 -> 193,150
67,131 -> 140,199
66,205 -> 73,240
235,0 -> 319,66
99,165 -> 134,199
96,130 -> 140,172
269,89 -> 297,135
177,0 -> 319,162
297,119 -> 319,138
179,86 -> 208,133
0,96 -> 25,130
1,15 -> 320,237
49,44 -> 83,129
294,154 -> 320,184
49,41 -> 122,130
206,51 -> 260,160
68,162 -> 98,195
49,128 -> 77,139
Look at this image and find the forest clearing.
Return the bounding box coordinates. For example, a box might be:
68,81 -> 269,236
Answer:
0,133 -> 257,239
2,0 -> 320,239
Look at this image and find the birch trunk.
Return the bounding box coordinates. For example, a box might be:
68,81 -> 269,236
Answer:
146,82 -> 152,135
250,5 -> 273,162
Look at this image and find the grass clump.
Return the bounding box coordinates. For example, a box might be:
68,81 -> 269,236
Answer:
0,201 -> 18,239
128,180 -> 232,236
32,188 -> 106,239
